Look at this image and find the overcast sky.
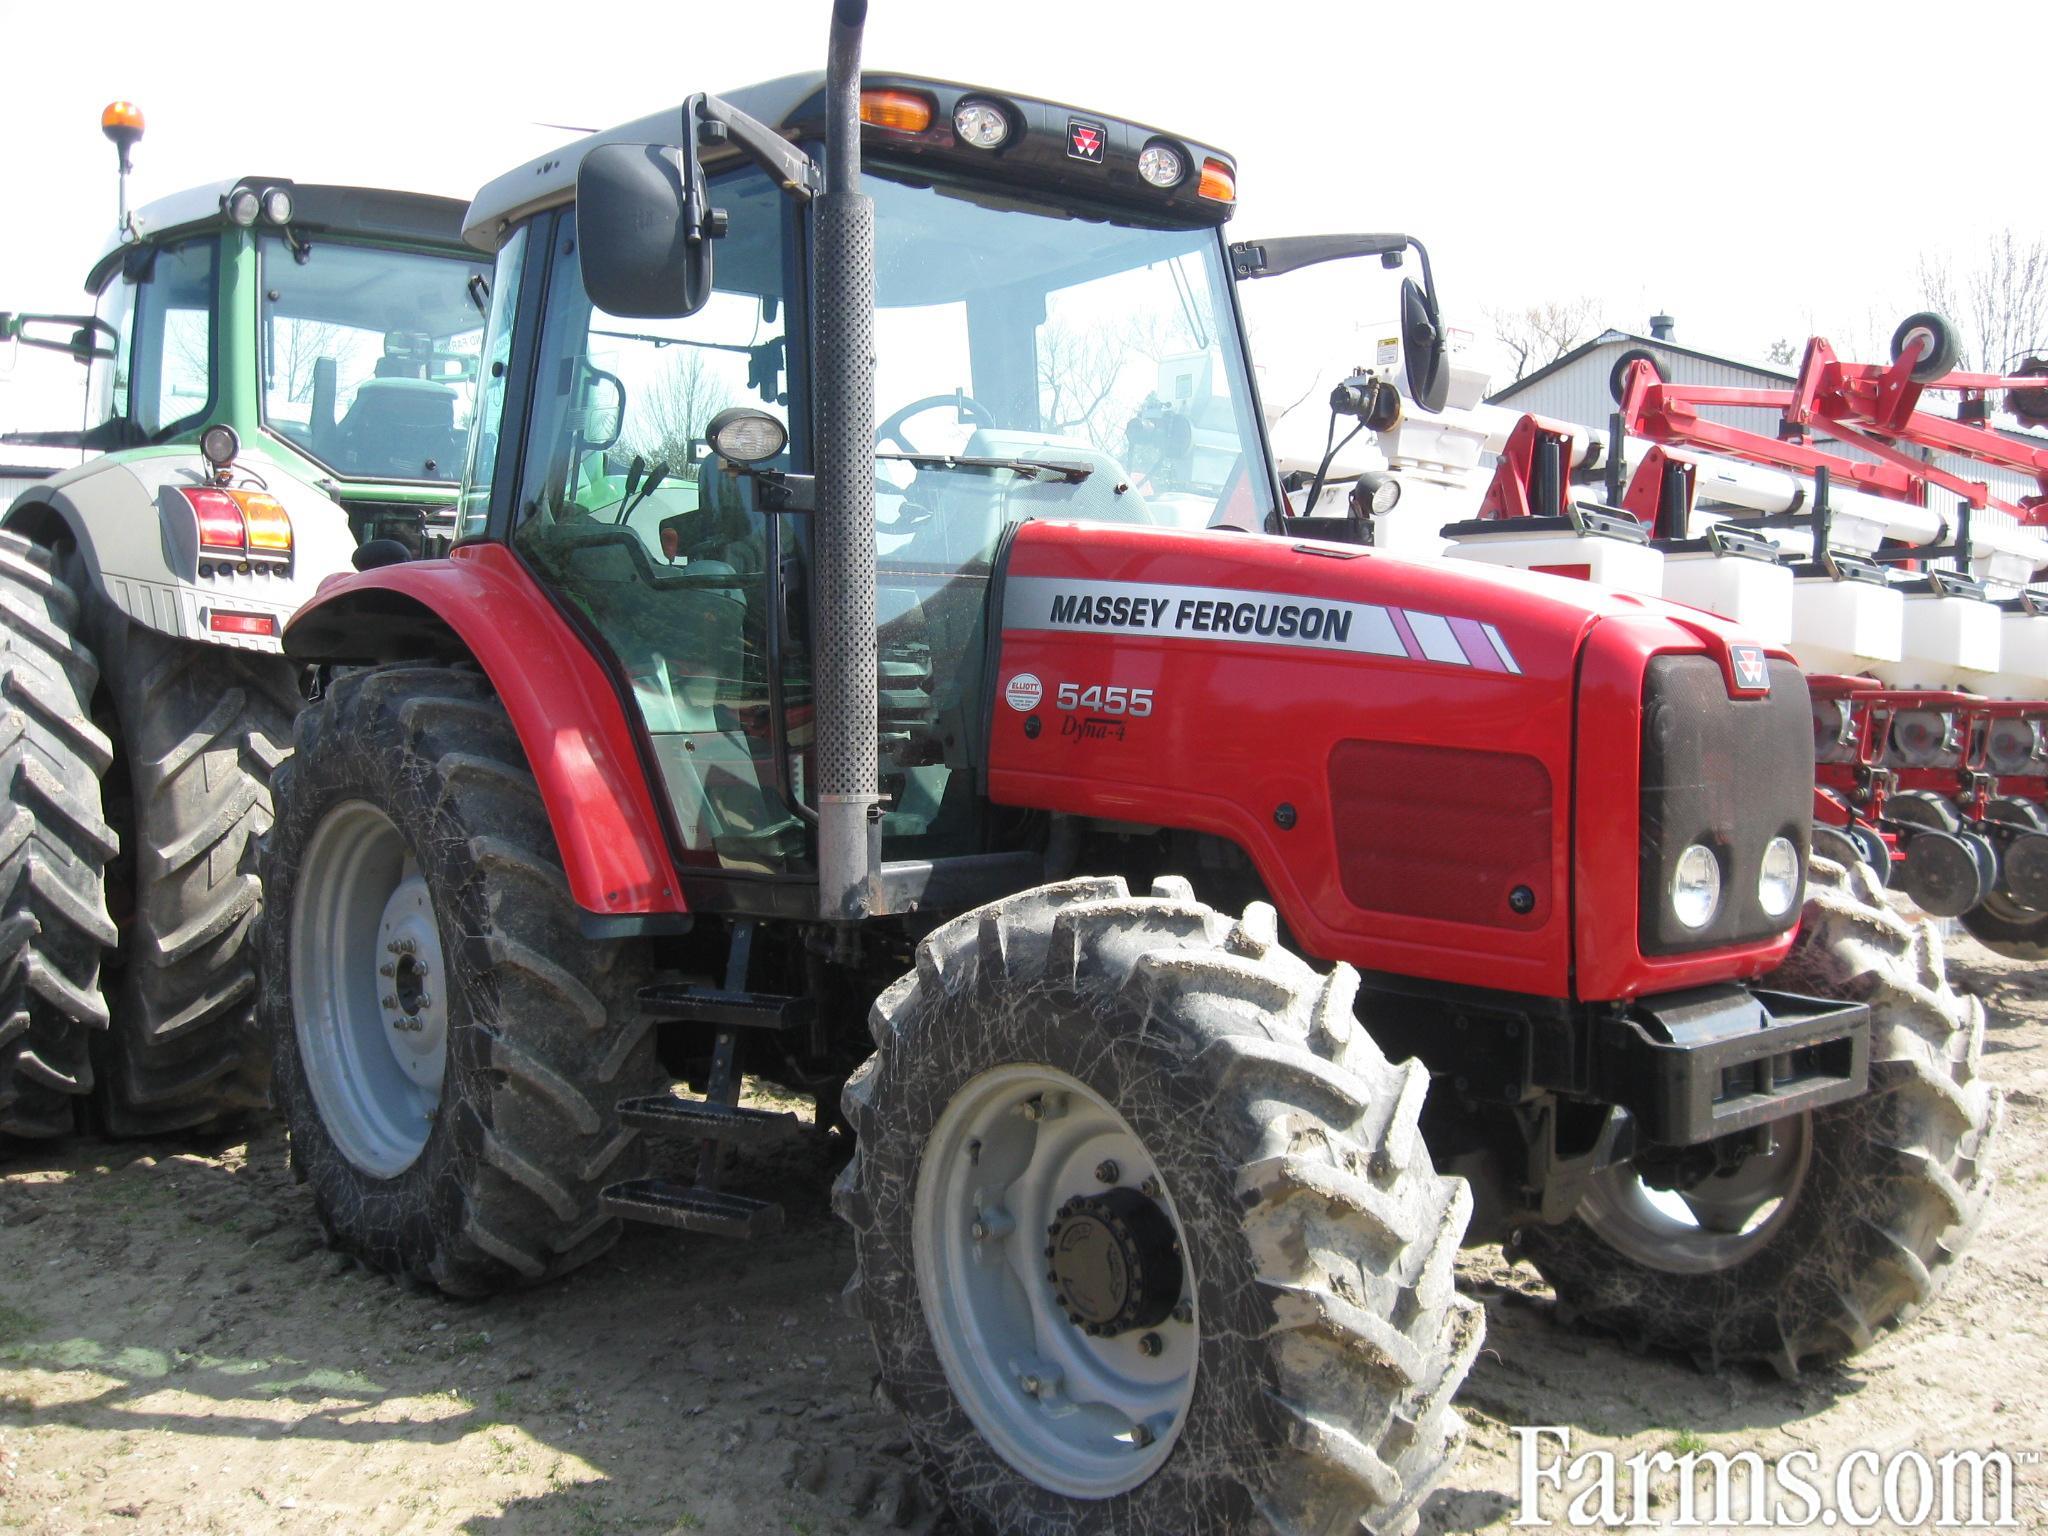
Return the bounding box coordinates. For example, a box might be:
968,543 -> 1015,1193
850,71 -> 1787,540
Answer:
4,0 -> 2043,464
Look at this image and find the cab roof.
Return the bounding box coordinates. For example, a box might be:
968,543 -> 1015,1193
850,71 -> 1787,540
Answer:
87,181 -> 472,294
463,70 -> 1237,253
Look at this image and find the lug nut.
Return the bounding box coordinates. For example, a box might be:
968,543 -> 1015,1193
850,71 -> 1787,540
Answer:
381,994 -> 397,1011
1020,1097 -> 1044,1122
970,1219 -> 988,1241
1140,1176 -> 1162,1199
1095,1160 -> 1120,1184
1019,1374 -> 1042,1397
379,962 -> 396,978
1139,1332 -> 1163,1357
1130,1421 -> 1155,1448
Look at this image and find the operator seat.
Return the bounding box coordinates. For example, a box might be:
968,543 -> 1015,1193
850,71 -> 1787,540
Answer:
330,375 -> 462,476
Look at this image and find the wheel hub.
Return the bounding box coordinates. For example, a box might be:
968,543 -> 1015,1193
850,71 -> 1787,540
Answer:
375,876 -> 447,1093
1046,1187 -> 1181,1335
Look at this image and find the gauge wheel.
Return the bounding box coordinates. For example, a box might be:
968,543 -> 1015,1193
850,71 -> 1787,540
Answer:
258,664 -> 660,1294
1516,856 -> 1998,1373
837,876 -> 1482,1534
1959,892 -> 2048,962
1891,312 -> 1959,382
1608,346 -> 1666,406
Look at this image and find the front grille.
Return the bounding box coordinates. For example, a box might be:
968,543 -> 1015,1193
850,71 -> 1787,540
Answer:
1639,656 -> 1810,955
1331,741 -> 1552,929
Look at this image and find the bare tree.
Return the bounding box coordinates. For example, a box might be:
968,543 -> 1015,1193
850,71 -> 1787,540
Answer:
1765,337 -> 1798,367
1037,307 -> 1202,456
625,347 -> 738,473
1487,298 -> 1601,383
1918,229 -> 2048,373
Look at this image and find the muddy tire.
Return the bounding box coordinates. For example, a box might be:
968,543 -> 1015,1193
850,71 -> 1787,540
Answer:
1516,856 -> 2000,1372
0,533 -> 117,1141
90,622 -> 299,1135
258,664 -> 658,1295
1957,895 -> 2048,962
835,876 -> 1481,1535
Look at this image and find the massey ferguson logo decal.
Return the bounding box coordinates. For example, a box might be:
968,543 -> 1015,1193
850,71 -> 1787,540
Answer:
1068,119 -> 1106,163
1731,644 -> 1771,691
1003,576 -> 1522,673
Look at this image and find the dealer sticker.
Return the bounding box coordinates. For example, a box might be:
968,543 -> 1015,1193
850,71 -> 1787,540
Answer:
1005,672 -> 1044,712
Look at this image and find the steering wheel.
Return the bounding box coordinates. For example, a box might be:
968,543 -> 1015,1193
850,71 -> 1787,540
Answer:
876,391 -> 996,455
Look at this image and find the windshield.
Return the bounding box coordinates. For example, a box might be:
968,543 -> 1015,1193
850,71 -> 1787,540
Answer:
259,236 -> 488,482
866,170 -> 1270,538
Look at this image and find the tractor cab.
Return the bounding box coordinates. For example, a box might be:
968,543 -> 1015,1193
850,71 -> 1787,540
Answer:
457,75 -> 1278,895
5,164 -> 487,553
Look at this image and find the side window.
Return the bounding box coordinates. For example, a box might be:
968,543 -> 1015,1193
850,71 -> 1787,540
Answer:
129,239 -> 218,437
458,225 -> 529,540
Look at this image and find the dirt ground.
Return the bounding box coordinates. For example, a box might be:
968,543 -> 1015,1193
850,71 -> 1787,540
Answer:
1,932 -> 2043,1536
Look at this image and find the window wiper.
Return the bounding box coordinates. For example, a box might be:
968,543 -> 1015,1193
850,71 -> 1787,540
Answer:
875,452 -> 1093,484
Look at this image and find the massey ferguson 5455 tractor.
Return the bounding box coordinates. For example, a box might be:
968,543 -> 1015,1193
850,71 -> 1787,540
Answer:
0,104 -> 486,1137
257,6 -> 1996,1530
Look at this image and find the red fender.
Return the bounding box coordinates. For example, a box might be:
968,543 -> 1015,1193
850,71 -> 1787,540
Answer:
285,543 -> 686,924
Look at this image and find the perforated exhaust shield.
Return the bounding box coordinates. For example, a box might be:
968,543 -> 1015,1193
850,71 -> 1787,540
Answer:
1639,656 -> 1810,955
813,0 -> 881,919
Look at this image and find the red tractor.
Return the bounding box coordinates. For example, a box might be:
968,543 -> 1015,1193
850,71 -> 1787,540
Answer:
254,6 -> 1997,1530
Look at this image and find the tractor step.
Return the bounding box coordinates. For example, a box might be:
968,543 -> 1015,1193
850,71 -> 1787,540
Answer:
637,983 -> 814,1032
617,1094 -> 801,1146
601,1177 -> 785,1238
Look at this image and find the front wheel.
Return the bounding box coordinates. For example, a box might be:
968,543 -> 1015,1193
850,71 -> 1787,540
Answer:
257,664 -> 659,1294
1515,857 -> 1999,1372
836,877 -> 1481,1535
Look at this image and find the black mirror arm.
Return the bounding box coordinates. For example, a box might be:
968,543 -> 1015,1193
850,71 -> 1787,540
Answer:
694,93 -> 822,201
1229,233 -> 1411,281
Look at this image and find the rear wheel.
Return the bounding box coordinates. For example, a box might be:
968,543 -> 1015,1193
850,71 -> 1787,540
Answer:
1516,857 -> 1999,1372
90,622 -> 299,1134
258,664 -> 659,1294
837,876 -> 1481,1535
0,533 -> 116,1140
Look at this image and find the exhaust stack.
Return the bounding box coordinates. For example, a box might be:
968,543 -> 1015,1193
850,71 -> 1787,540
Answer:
812,0 -> 881,920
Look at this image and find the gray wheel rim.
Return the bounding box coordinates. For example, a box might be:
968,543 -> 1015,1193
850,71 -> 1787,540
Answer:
912,1063 -> 1198,1498
1577,1115 -> 1812,1275
290,800 -> 449,1178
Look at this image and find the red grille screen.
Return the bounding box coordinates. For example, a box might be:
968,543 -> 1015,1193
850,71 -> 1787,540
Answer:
1329,741 -> 1552,928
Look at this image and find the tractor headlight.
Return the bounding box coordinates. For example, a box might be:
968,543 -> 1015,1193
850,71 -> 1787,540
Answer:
226,187 -> 262,227
1138,141 -> 1185,188
1354,470 -> 1401,515
706,406 -> 787,465
953,100 -> 1010,150
1758,836 -> 1801,918
261,186 -> 294,226
1671,843 -> 1721,930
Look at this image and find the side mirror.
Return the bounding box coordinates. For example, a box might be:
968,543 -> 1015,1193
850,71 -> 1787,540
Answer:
1400,277 -> 1449,413
576,141 -> 713,319
2,312 -> 117,365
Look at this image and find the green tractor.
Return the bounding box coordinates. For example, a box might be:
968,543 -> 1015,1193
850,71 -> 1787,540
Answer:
0,101 -> 488,1138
